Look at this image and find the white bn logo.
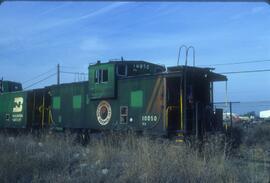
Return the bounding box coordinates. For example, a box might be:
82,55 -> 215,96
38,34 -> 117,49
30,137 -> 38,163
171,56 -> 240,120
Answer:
13,97 -> 23,113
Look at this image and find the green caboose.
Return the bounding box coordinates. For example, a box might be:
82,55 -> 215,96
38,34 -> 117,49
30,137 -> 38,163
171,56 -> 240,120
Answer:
50,60 -> 226,138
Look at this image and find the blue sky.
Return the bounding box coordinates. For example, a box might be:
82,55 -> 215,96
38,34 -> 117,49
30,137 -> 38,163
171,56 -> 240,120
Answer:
0,1 -> 270,103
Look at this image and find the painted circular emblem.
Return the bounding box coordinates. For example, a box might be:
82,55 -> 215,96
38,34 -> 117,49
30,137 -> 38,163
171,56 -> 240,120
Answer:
96,101 -> 112,126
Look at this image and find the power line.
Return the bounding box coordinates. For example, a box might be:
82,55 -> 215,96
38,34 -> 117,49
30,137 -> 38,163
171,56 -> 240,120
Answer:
61,71 -> 88,75
61,71 -> 88,82
220,68 -> 270,74
60,65 -> 80,69
200,59 -> 270,67
22,67 -> 56,84
214,100 -> 270,104
24,73 -> 56,90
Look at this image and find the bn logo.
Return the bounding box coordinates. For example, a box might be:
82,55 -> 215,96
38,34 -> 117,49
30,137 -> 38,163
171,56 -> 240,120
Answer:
96,101 -> 112,126
13,97 -> 23,113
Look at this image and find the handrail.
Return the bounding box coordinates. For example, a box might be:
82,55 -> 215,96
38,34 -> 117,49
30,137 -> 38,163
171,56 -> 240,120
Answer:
177,45 -> 196,66
186,46 -> 196,66
177,45 -> 188,66
176,45 -> 196,135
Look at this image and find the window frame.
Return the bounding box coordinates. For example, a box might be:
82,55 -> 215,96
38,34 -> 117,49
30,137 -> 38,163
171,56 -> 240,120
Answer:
120,106 -> 128,124
94,70 -> 100,84
101,69 -> 108,83
94,69 -> 109,83
116,64 -> 127,77
5,114 -> 10,121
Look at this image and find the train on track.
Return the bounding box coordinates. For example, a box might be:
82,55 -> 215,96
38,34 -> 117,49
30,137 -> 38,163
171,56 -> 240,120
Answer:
0,59 -> 227,140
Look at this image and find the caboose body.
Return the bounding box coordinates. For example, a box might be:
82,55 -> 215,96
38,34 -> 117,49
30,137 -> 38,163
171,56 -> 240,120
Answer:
0,60 -> 227,138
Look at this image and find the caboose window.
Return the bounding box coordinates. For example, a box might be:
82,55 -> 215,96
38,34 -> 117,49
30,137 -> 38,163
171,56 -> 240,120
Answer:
95,69 -> 108,83
6,114 -> 10,121
117,64 -> 127,76
94,70 -> 100,83
120,106 -> 128,124
102,69 -> 108,82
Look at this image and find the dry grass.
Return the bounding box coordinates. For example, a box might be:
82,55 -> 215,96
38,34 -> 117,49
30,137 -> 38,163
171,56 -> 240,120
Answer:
0,125 -> 269,183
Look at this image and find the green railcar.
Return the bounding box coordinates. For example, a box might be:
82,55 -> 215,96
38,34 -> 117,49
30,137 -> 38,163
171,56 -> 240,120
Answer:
0,88 -> 51,129
50,81 -> 88,129
49,60 -> 226,138
0,60 -> 227,138
49,62 -> 166,134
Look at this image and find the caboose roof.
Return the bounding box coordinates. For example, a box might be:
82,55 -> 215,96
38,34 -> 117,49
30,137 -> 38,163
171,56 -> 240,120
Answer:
167,65 -> 227,82
91,60 -> 165,68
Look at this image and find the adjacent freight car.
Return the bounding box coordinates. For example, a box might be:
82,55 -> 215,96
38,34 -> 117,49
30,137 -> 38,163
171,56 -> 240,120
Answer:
0,80 -> 22,93
0,60 -> 227,139
0,87 -> 51,130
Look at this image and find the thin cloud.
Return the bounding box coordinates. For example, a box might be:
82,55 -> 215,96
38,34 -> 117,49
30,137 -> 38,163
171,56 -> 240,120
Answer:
80,37 -> 108,51
0,2 -> 129,50
38,2 -> 72,16
230,6 -> 267,20
76,2 -> 128,21
34,2 -> 129,32
251,6 -> 265,14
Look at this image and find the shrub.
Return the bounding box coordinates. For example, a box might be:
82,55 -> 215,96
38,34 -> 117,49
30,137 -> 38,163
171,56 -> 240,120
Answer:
0,130 -> 269,183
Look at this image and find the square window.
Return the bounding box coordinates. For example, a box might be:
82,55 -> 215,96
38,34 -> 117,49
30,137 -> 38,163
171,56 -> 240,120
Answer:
120,116 -> 128,124
94,70 -> 100,83
120,106 -> 128,124
6,114 -> 10,121
121,107 -> 128,115
102,69 -> 108,82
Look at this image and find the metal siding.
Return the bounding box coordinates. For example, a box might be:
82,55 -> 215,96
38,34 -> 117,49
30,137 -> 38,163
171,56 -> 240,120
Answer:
50,82 -> 88,129
86,76 -> 166,135
0,91 -> 28,128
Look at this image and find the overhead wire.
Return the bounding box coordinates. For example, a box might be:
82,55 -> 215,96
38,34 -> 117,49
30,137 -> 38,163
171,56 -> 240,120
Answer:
60,65 -> 80,69
200,59 -> 270,67
60,70 -> 88,82
24,73 -> 56,90
22,65 -> 88,89
22,67 -> 56,84
60,71 -> 88,75
219,68 -> 270,75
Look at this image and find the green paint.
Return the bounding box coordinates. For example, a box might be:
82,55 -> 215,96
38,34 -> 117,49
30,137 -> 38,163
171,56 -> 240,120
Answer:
131,90 -> 143,107
53,97 -> 61,109
50,82 -> 88,129
58,115 -> 62,123
89,63 -> 116,99
86,94 -> 89,105
0,91 -> 27,128
73,95 -> 82,109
